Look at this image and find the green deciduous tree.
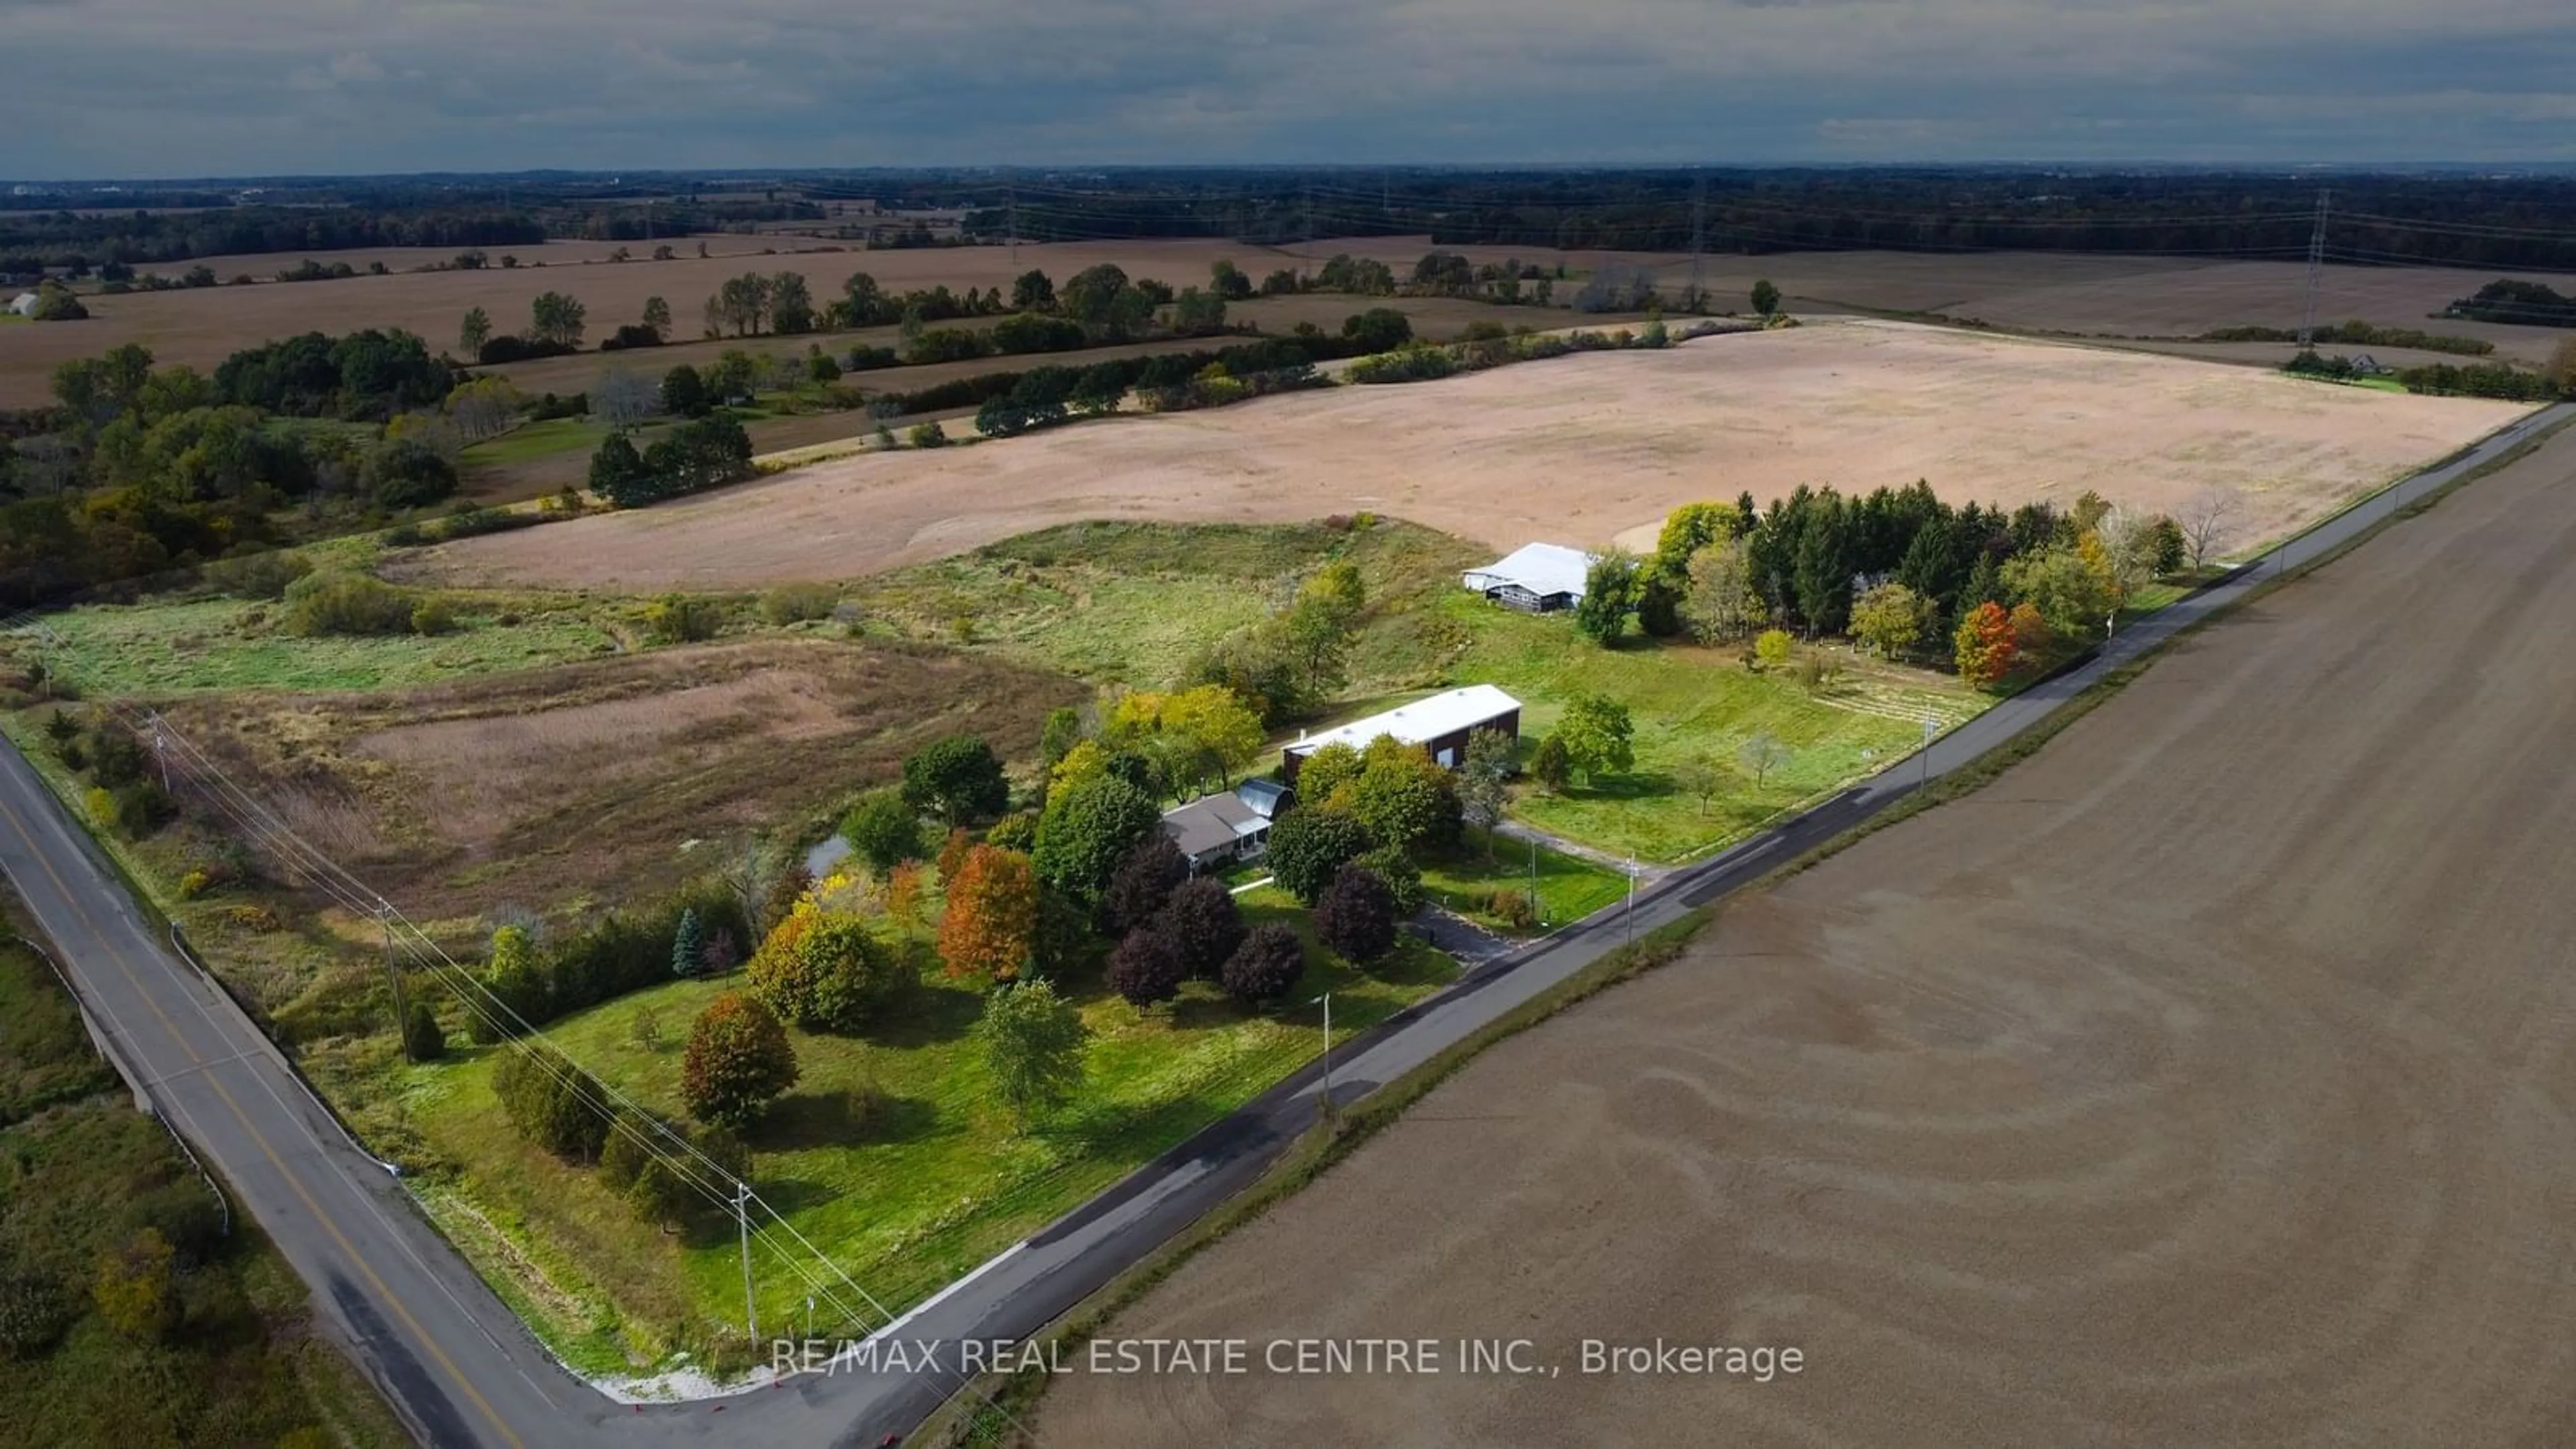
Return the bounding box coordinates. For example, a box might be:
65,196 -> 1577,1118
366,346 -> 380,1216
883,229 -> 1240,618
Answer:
1849,581 -> 1931,659
902,735 -> 1010,824
1529,733 -> 1572,794
1033,773 -> 1162,908
1751,278 -> 1781,317
682,990 -> 799,1129
1572,548 -> 1640,647
977,979 -> 1089,1130
458,307 -> 491,357
1265,805 -> 1375,905
1458,727 -> 1515,853
841,789 -> 924,874
1739,731 -> 1789,790
529,291 -> 586,350
1683,537 -> 1766,643
1555,693 -> 1635,782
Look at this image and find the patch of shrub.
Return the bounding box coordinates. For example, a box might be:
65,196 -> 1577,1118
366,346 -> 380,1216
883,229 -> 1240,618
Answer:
0,1272 -> 72,1359
282,572 -> 416,637
759,581 -> 839,625
492,1044 -> 612,1161
475,335 -> 577,366
640,594 -> 720,644
409,598 -> 457,636
202,549 -> 312,600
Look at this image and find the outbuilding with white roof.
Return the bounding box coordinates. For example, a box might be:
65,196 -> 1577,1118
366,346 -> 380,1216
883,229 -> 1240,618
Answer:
1462,543 -> 1596,612
1280,685 -> 1523,782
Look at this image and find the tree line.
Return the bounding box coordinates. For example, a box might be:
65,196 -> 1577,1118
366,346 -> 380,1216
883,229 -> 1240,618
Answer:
1568,482 -> 2205,687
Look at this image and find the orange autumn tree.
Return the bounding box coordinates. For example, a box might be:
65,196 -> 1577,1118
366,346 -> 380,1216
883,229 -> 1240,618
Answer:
1953,600 -> 2019,687
938,845 -> 1040,982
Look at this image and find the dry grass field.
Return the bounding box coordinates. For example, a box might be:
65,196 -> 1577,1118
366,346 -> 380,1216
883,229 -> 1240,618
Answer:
1036,421 -> 2576,1448
155,638 -> 1078,916
406,321 -> 2529,594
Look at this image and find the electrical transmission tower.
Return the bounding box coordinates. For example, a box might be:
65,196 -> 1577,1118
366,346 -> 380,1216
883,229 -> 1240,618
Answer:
1688,172 -> 1708,313
2298,188 -> 2332,349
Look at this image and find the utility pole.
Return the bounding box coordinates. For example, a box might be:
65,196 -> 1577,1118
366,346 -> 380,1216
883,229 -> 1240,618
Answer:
1625,859 -> 1637,947
735,1179 -> 759,1345
375,900 -> 411,1055
1528,835 -> 1540,925
1313,991 -> 1334,1121
147,710 -> 170,793
2298,187 -> 2332,350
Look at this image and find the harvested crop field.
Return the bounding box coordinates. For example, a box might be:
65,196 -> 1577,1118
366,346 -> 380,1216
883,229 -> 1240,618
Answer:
409,320 -> 2528,593
1036,423 -> 2576,1447
156,638 -> 1079,916
0,234 -> 1644,407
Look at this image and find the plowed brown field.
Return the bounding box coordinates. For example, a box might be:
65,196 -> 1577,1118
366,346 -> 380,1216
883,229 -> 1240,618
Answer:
406,321 -> 2526,593
1035,423 -> 2576,1448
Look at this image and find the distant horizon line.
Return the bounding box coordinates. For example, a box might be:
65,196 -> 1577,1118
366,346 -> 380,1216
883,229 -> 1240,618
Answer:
11,160 -> 2576,190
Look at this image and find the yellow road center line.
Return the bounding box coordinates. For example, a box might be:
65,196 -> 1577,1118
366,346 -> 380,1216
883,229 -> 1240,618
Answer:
0,783 -> 528,1449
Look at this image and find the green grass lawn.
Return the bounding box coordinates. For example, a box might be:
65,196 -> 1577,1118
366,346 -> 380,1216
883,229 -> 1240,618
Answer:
460,416 -> 619,467
1416,837 -> 1629,930
30,594 -> 621,698
1434,593 -> 1980,863
402,905 -> 1456,1368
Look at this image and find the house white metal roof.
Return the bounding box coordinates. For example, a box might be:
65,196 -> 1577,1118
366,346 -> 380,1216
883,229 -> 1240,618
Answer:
1462,542 -> 1595,600
1286,684 -> 1522,757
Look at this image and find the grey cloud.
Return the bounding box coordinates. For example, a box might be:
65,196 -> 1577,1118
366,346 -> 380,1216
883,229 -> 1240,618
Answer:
1,0 -> 2572,175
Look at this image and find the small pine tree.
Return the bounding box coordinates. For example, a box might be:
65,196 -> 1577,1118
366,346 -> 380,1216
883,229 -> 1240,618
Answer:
402,1001 -> 446,1063
671,907 -> 704,978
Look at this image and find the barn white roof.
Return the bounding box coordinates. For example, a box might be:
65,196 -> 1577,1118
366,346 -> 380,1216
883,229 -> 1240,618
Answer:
1286,685 -> 1523,756
1462,542 -> 1595,600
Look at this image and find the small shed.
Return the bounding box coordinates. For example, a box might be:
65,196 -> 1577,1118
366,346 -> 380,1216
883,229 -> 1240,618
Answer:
5,293 -> 38,318
1160,792 -> 1273,873
1462,543 -> 1595,612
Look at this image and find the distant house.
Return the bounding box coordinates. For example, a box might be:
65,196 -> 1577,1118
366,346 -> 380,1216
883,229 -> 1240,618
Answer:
1462,543 -> 1595,612
5,293 -> 38,318
1281,685 -> 1522,783
1161,788 -> 1276,873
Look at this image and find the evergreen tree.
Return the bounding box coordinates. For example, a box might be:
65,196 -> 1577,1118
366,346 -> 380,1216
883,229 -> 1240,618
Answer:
1792,492 -> 1855,635
672,907 -> 704,977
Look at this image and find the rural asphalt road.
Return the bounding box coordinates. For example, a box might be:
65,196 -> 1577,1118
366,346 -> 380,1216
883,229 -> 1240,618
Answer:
1,399 -> 2565,1448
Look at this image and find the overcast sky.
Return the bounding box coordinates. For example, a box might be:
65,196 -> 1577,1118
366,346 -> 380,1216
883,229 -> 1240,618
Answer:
6,0 -> 2575,178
